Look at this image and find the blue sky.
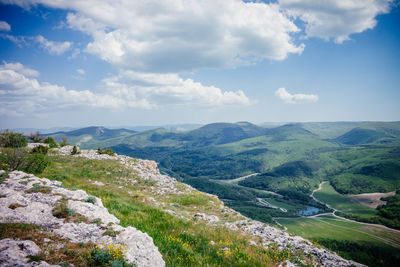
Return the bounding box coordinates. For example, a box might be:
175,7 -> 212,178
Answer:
0,0 -> 399,128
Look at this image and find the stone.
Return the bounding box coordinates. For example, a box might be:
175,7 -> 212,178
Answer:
0,238 -> 57,267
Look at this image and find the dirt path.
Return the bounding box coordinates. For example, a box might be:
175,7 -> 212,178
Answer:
223,173 -> 260,184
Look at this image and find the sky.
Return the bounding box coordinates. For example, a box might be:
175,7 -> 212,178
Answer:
0,0 -> 399,128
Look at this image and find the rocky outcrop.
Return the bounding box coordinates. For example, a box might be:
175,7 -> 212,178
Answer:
225,220 -> 364,267
0,170 -> 165,267
0,238 -> 56,267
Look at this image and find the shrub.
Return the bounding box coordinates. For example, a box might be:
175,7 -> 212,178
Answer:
86,196 -> 97,204
53,200 -> 76,218
31,145 -> 49,155
25,184 -> 52,194
97,148 -> 115,156
102,227 -> 120,237
71,146 -> 80,155
0,148 -> 26,170
43,137 -> 58,148
0,148 -> 49,174
85,243 -> 131,267
23,153 -> 50,174
0,130 -> 27,148
28,132 -> 43,143
59,137 -> 68,147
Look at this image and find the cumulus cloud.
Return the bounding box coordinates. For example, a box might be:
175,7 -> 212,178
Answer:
36,35 -> 72,55
279,0 -> 393,43
76,68 -> 85,75
102,71 -> 252,107
275,87 -> 318,104
5,0 -> 304,72
0,62 -> 252,116
0,21 -> 11,31
0,61 -> 39,77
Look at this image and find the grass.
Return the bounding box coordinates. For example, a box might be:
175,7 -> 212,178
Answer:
25,183 -> 52,194
39,155 -> 282,267
277,216 -> 400,266
314,182 -> 377,219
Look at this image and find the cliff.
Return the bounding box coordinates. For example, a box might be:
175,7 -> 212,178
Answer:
0,145 -> 363,266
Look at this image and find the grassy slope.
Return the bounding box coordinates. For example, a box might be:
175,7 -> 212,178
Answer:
38,155 -> 281,267
314,183 -> 377,219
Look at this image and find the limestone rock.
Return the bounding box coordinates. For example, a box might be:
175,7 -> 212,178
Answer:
0,238 -> 57,267
0,171 -> 165,267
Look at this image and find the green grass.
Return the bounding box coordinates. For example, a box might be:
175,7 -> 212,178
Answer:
314,182 -> 377,219
277,216 -> 400,266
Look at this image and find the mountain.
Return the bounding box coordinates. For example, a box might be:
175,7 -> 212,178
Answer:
46,126 -> 136,147
180,121 -> 268,146
334,122 -> 400,145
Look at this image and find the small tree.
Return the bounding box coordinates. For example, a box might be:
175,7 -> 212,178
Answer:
28,131 -> 43,143
43,137 -> 58,148
0,130 -> 28,148
71,145 -> 80,155
59,137 -> 68,147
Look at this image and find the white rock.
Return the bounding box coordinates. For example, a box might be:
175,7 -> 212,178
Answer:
68,200 -> 119,225
0,238 -> 57,267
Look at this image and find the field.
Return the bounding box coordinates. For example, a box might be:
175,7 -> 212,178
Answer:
313,182 -> 377,219
277,215 -> 400,266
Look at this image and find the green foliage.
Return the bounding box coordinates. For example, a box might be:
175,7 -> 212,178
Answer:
26,184 -> 52,194
86,243 -> 132,267
0,130 -> 27,148
59,137 -> 69,147
97,148 -> 115,156
28,132 -> 43,143
314,238 -> 400,267
86,196 -> 97,204
0,148 -> 27,170
23,153 -> 50,174
102,227 -> 120,237
43,137 -> 58,148
53,200 -> 76,218
71,145 -> 80,155
376,192 -> 400,229
31,145 -> 49,155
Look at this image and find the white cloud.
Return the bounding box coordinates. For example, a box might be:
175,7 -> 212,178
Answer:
36,35 -> 72,55
279,0 -> 393,43
275,87 -> 318,104
76,68 -> 85,75
102,71 -> 252,107
0,61 -> 39,77
0,21 -> 11,31
0,62 -> 252,116
6,0 -> 304,72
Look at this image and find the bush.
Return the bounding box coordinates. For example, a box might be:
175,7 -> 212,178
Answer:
0,130 -> 27,148
97,148 -> 115,156
0,148 -> 27,170
59,137 -> 68,147
85,243 -> 131,267
23,153 -> 50,174
43,137 -> 58,148
0,148 -> 49,174
86,196 -> 97,204
31,145 -> 49,155
28,132 -> 43,143
71,145 -> 80,155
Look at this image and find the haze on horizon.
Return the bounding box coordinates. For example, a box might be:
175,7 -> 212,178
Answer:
0,0 -> 399,129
